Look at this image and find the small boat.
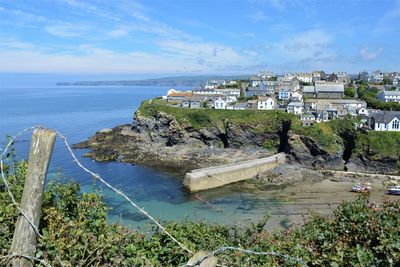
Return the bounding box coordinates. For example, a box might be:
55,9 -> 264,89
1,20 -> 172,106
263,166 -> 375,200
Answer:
387,185 -> 400,195
351,182 -> 372,192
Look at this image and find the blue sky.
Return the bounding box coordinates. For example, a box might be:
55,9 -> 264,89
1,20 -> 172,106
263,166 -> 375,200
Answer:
0,0 -> 399,76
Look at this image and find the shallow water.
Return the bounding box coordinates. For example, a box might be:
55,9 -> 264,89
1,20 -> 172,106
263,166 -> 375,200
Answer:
0,85 -> 291,230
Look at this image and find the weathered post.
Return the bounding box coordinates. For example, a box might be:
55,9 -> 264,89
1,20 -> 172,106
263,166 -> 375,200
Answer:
8,128 -> 56,267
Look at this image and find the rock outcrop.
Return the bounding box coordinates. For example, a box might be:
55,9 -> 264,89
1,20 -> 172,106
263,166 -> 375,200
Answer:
74,109 -> 399,175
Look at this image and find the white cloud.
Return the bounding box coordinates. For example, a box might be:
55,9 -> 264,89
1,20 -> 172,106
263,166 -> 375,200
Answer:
0,39 -> 255,74
359,47 -> 383,61
12,9 -> 47,22
247,10 -> 267,22
0,38 -> 37,50
45,23 -> 88,38
108,27 -> 130,38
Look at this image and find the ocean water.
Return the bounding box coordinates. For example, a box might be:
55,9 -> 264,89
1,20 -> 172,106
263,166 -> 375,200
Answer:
0,85 -> 284,230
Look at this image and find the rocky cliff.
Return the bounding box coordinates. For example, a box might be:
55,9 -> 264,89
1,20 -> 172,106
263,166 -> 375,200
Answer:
74,101 -> 399,175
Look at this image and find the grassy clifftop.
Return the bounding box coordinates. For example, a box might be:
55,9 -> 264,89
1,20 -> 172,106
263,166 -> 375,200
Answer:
138,99 -> 400,160
138,99 -> 300,133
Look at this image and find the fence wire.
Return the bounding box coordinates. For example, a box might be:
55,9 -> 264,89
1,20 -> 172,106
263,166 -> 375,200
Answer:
0,126 -> 308,266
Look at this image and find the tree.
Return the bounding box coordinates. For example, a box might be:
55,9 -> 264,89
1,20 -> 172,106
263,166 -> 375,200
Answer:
383,77 -> 393,85
344,87 -> 356,98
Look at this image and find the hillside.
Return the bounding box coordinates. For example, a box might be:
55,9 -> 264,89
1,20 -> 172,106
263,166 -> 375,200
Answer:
76,99 -> 400,174
56,75 -> 250,87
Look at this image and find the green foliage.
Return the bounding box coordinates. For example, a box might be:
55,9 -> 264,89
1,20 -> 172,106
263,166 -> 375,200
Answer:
344,87 -> 356,98
295,118 -> 357,153
1,159 -> 400,266
261,139 -> 279,151
358,85 -> 400,111
139,99 -> 298,133
354,131 -> 400,160
383,77 -> 393,85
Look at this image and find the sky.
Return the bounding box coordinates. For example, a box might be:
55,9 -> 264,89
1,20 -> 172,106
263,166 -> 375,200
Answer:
0,0 -> 399,77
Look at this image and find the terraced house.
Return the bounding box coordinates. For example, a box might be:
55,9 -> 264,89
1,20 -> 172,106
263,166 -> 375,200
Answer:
369,111 -> 400,131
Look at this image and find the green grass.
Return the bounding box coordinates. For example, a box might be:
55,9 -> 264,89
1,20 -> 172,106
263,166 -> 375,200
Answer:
355,131 -> 400,159
138,99 -> 298,132
138,99 -> 400,158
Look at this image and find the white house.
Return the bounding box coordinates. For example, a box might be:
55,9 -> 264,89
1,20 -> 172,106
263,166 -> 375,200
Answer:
214,97 -> 227,109
357,107 -> 369,116
290,91 -> 303,101
257,96 -> 275,110
167,88 -> 178,96
378,91 -> 400,103
287,102 -> 304,115
214,88 -> 241,97
296,73 -> 313,84
205,80 -> 226,89
369,111 -> 400,131
225,95 -> 238,103
226,103 -> 246,110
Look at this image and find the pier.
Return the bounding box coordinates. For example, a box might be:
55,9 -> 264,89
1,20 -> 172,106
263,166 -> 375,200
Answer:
183,153 -> 286,192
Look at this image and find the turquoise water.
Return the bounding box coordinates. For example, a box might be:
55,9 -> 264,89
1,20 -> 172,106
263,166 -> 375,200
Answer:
0,85 -> 282,229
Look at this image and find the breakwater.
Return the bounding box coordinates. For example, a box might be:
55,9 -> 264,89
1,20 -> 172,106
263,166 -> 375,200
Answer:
183,153 -> 286,192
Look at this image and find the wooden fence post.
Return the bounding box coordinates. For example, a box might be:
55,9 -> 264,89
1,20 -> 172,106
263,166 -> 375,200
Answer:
8,128 -> 56,267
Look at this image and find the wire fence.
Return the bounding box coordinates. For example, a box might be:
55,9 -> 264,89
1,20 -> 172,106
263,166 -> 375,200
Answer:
0,126 -> 308,266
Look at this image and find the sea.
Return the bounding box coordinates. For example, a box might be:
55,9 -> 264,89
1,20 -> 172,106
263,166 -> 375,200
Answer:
0,84 -> 284,230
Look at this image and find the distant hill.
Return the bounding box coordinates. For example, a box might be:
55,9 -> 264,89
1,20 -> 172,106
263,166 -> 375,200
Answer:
56,75 -> 251,87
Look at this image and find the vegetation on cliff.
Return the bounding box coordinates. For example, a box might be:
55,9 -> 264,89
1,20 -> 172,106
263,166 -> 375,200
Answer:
1,158 -> 399,266
138,99 -> 298,132
138,99 -> 400,165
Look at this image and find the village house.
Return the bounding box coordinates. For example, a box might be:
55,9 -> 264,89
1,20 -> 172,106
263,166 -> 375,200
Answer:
277,80 -> 300,92
358,107 -> 369,116
261,81 -> 279,93
302,86 -> 316,98
257,96 -> 275,110
287,102 -> 304,115
278,89 -> 293,100
290,91 -> 303,101
226,102 -> 247,110
249,75 -> 263,87
214,97 -> 227,109
369,111 -> 400,131
214,88 -> 241,97
301,113 -> 316,126
296,73 -> 313,84
246,99 -> 258,109
167,92 -> 193,104
336,72 -> 351,85
316,111 -> 330,122
192,88 -> 219,96
312,71 -> 327,82
315,83 -> 344,99
180,98 -> 202,109
204,80 -> 226,89
247,86 -> 269,97
304,99 -> 367,112
378,90 -> 400,103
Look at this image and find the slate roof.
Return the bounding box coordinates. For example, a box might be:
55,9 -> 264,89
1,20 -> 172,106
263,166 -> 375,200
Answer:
381,91 -> 400,96
288,102 -> 304,107
315,84 -> 344,93
369,111 -> 400,124
303,86 -> 315,93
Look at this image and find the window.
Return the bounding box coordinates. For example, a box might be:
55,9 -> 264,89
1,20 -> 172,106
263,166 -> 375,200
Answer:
392,119 -> 399,130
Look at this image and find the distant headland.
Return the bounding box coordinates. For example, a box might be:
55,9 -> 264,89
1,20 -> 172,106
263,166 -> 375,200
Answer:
56,75 -> 251,87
